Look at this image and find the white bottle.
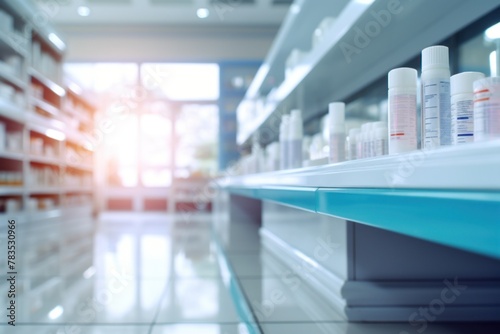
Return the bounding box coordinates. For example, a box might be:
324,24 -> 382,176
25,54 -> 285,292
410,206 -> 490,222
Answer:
388,67 -> 418,154
373,124 -> 388,157
328,102 -> 346,163
421,45 -> 451,149
279,114 -> 290,170
288,109 -> 303,169
450,72 -> 485,144
360,123 -> 371,159
347,128 -> 361,160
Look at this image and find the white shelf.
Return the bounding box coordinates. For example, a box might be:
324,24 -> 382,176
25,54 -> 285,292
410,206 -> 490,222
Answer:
29,67 -> 65,97
0,150 -> 24,161
0,99 -> 26,123
29,154 -> 61,166
30,97 -> 60,118
65,162 -> 93,172
28,187 -> 60,195
26,208 -> 62,220
0,29 -> 28,57
26,111 -> 65,132
222,140 -> 500,190
237,0 -> 500,146
63,186 -> 93,193
0,186 -> 23,195
0,66 -> 26,90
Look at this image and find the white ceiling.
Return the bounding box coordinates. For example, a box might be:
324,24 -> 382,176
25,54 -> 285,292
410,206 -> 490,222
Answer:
33,0 -> 292,26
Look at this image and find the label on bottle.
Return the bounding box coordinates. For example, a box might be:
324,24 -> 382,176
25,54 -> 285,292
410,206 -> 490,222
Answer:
389,93 -> 417,154
280,141 -> 288,170
451,98 -> 474,144
329,133 -> 345,163
474,88 -> 500,141
422,79 -> 451,148
288,139 -> 302,169
374,139 -> 387,157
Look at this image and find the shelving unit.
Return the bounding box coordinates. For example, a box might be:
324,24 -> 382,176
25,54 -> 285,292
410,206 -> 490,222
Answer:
0,0 -> 96,317
215,0 -> 500,323
218,61 -> 261,169
237,0 -> 500,147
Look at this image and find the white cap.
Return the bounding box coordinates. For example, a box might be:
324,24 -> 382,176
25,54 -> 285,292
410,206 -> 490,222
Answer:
388,67 -> 417,89
422,45 -> 449,71
328,102 -> 345,132
288,109 -> 303,140
279,114 -> 290,141
450,72 -> 485,96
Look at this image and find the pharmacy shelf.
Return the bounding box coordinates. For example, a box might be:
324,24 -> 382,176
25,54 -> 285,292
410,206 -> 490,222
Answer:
0,151 -> 24,161
29,67 -> 65,97
26,208 -> 62,220
28,188 -> 61,195
0,186 -> 24,195
26,111 -> 66,132
29,154 -> 61,166
64,162 -> 93,173
31,97 -> 60,118
0,66 -> 26,90
237,0 -> 500,147
222,142 -> 500,259
0,30 -> 28,57
0,99 -> 26,123
63,186 -> 93,193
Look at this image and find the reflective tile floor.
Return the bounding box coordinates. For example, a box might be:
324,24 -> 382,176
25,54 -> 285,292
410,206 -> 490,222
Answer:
2,212 -> 500,333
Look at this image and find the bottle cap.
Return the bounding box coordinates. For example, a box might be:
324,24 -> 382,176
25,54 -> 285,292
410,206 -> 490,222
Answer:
328,102 -> 345,132
451,72 -> 485,96
422,45 -> 449,71
388,67 -> 417,89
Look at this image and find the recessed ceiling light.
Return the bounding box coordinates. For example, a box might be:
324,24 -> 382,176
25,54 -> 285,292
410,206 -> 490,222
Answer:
290,4 -> 300,14
197,8 -> 210,19
77,5 -> 91,17
485,22 -> 500,41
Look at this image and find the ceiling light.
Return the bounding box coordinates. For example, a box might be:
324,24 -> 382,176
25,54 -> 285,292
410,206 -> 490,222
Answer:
485,22 -> 500,41
354,0 -> 375,5
48,306 -> 64,320
290,4 -> 300,14
77,5 -> 91,17
197,8 -> 210,19
48,33 -> 66,51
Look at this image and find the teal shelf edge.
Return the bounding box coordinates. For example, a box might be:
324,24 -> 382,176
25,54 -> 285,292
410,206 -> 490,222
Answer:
226,185 -> 500,259
256,186 -> 317,212
213,233 -> 261,334
228,186 -> 317,212
228,186 -> 258,199
316,188 -> 500,260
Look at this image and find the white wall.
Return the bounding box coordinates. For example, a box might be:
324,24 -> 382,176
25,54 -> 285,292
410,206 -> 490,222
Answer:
57,25 -> 278,62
